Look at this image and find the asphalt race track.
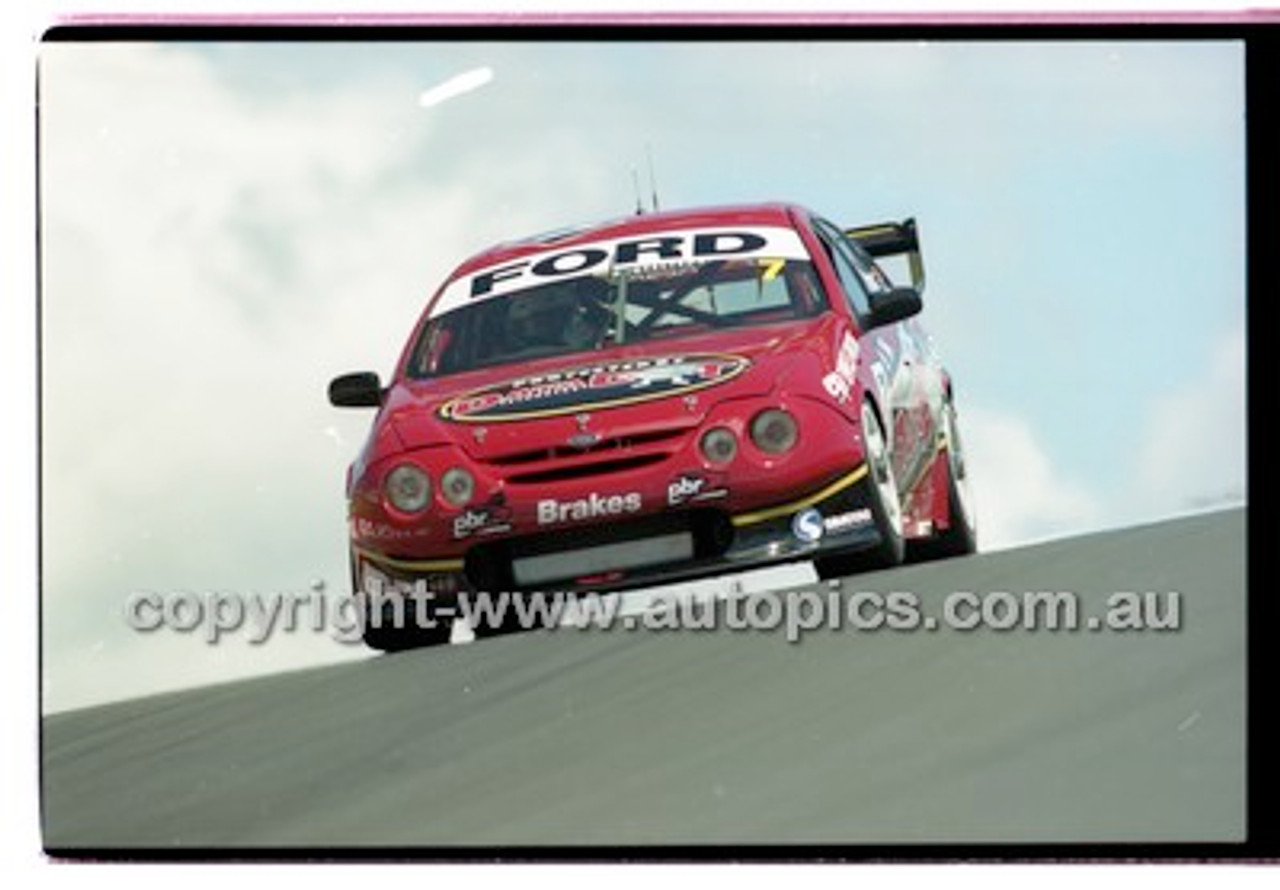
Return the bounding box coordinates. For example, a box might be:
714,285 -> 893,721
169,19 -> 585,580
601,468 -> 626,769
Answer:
42,508 -> 1246,850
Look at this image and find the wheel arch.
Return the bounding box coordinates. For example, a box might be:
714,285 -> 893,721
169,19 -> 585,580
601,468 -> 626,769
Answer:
859,387 -> 888,446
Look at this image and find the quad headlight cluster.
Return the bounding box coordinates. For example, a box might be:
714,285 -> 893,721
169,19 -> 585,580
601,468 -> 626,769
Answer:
700,408 -> 799,464
384,463 -> 475,513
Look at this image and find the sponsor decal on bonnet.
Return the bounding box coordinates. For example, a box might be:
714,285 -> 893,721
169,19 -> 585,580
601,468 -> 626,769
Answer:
439,354 -> 749,422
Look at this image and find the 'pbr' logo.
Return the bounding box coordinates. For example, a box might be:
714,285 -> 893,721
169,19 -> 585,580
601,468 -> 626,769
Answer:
666,473 -> 729,507
668,475 -> 706,505
452,506 -> 513,539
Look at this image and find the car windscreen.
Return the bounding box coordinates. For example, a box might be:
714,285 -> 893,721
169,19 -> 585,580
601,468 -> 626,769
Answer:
407,258 -> 828,379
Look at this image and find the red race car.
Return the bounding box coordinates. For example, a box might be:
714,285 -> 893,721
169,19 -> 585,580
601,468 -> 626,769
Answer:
330,202 -> 976,648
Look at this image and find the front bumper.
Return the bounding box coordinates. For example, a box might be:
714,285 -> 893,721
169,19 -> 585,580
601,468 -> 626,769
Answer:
354,462 -> 881,598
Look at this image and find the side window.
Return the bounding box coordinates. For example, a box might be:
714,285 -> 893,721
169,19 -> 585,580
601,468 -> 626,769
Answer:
813,219 -> 872,319
843,238 -> 896,297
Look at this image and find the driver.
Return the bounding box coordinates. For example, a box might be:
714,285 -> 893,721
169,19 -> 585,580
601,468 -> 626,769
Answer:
505,281 -> 610,352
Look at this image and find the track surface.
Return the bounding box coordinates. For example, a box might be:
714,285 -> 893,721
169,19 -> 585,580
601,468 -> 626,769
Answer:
42,508 -> 1246,849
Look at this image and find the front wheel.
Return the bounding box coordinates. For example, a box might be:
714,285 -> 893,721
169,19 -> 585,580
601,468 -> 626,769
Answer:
361,598 -> 455,652
815,400 -> 905,580
350,557 -> 455,652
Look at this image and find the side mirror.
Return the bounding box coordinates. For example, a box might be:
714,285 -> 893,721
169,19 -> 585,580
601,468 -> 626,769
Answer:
328,372 -> 383,408
866,287 -> 922,328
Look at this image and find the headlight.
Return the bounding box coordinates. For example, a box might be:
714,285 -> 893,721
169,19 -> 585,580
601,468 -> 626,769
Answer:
700,426 -> 738,465
750,409 -> 799,455
385,464 -> 431,513
440,467 -> 475,507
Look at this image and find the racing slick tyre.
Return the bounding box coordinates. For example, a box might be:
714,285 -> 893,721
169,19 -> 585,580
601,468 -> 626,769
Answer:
909,398 -> 978,562
351,560 -> 454,652
815,399 -> 906,580
361,604 -> 454,652
473,596 -> 541,640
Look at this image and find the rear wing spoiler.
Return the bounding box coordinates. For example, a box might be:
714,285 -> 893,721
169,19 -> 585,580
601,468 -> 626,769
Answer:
845,218 -> 925,293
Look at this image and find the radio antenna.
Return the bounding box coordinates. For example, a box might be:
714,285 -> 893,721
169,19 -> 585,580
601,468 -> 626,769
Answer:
646,144 -> 661,212
630,165 -> 644,215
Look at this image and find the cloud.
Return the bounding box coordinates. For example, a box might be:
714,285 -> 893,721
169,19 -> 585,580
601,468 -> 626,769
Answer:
37,43 -> 620,711
1132,327 -> 1246,514
959,406 -> 1102,550
418,66 -> 494,109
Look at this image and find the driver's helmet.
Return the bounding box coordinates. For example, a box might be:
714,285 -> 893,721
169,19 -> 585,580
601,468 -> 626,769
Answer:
506,284 -> 605,350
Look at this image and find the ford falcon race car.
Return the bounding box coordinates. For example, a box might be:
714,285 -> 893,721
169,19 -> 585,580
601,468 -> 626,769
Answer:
329,202 -> 976,649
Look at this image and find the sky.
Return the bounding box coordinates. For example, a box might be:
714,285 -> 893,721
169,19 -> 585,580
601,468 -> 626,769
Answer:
31,35 -> 1246,713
